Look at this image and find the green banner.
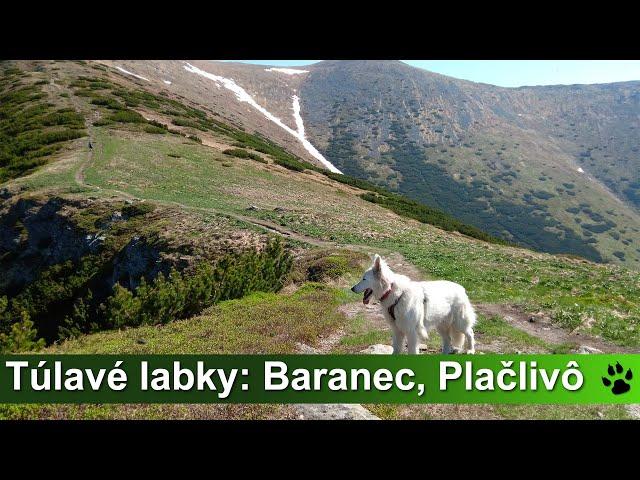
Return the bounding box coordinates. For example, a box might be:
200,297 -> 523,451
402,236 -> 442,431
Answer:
0,354 -> 637,404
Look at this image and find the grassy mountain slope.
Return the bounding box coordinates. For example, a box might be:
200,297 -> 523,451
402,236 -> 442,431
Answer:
0,59 -> 502,347
91,60 -> 640,266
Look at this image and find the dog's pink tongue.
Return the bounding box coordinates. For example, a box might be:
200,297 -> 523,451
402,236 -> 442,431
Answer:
363,289 -> 372,305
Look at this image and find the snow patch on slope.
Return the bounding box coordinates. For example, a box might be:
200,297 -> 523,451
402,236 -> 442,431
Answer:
265,68 -> 309,75
184,63 -> 341,174
292,96 -> 306,136
115,66 -> 150,82
578,167 -> 584,173
163,80 -> 172,85
290,96 -> 340,172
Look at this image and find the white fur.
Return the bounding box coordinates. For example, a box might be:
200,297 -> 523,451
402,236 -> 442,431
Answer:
351,254 -> 477,354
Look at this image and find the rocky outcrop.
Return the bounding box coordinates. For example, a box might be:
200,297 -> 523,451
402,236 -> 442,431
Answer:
0,196 -> 188,299
109,235 -> 168,291
0,197 -> 100,295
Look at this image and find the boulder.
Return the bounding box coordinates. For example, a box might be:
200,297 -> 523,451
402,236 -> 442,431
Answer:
360,344 -> 393,354
575,345 -> 603,354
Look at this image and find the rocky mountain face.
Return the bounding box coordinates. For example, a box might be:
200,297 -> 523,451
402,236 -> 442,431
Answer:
300,61 -> 640,265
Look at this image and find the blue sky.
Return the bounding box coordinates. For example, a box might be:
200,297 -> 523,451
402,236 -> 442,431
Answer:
225,60 -> 640,87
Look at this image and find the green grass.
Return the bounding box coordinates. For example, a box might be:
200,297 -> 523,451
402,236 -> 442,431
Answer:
492,404 -> 631,420
257,209 -> 640,347
335,313 -> 553,354
223,148 -> 266,163
365,403 -> 631,420
289,248 -> 369,284
474,315 -> 550,352
0,64 -> 90,183
11,145 -> 89,194
49,282 -> 351,354
0,403 -> 294,420
108,109 -> 146,123
0,281 -> 352,419
335,313 -> 391,352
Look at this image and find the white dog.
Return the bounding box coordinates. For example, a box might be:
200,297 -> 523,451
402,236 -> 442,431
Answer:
351,254 -> 476,354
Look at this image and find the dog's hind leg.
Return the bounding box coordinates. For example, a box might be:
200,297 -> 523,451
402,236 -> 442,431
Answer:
437,324 -> 453,354
463,327 -> 475,354
448,327 -> 465,354
451,300 -> 476,354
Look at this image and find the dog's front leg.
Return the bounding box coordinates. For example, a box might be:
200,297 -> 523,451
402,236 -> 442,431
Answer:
406,332 -> 420,355
392,329 -> 405,355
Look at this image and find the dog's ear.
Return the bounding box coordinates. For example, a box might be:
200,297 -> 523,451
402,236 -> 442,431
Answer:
373,254 -> 382,274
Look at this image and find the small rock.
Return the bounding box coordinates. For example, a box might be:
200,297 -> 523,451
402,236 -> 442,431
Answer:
295,342 -> 320,354
528,316 -> 536,323
246,205 -> 259,211
294,404 -> 379,420
582,317 -> 596,329
596,411 -> 604,419
136,338 -> 147,345
360,344 -> 393,355
575,345 -> 603,354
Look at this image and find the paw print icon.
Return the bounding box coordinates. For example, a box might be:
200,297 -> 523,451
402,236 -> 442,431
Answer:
602,362 -> 632,395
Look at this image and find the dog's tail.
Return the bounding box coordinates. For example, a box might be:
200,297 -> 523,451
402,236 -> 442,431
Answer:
451,296 -> 477,349
417,324 -> 429,340
453,293 -> 476,332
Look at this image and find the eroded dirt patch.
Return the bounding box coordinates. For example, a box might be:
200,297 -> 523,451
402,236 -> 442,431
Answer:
475,303 -> 638,354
